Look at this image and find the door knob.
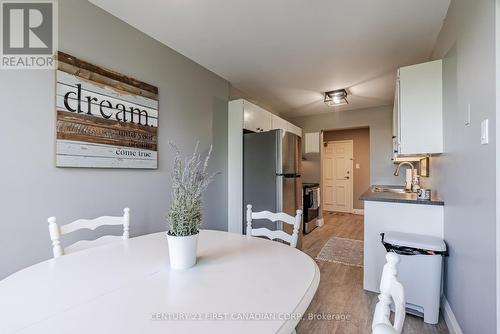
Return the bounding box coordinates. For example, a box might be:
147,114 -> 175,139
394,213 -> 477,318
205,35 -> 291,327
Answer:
345,176 -> 350,179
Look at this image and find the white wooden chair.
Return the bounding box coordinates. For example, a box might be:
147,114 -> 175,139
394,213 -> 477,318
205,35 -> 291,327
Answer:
372,252 -> 406,334
246,204 -> 302,248
48,208 -> 130,258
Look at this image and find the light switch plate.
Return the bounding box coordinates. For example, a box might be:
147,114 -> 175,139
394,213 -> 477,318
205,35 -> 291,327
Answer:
465,104 -> 471,126
481,119 -> 489,145
355,163 -> 360,169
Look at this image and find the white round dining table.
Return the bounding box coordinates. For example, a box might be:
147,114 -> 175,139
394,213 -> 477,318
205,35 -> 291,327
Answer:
0,230 -> 320,334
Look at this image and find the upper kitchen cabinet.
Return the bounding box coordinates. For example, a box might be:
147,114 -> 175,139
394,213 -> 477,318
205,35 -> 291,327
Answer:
394,59 -> 443,155
271,114 -> 302,137
271,114 -> 289,134
229,98 -> 302,136
287,122 -> 302,137
239,99 -> 272,132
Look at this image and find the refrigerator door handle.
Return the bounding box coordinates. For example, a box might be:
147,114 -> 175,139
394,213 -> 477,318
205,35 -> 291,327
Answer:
276,173 -> 301,178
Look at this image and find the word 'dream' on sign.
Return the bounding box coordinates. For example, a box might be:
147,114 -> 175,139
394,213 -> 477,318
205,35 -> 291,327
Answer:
55,51 -> 159,169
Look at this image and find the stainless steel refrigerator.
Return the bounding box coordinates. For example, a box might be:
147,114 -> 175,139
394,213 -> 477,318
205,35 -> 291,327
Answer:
243,129 -> 303,248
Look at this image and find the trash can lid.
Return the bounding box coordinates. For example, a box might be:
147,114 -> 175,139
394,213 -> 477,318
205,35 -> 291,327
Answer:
384,231 -> 446,252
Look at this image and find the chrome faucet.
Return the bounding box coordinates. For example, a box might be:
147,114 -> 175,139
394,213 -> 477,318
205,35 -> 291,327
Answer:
394,161 -> 420,192
394,161 -> 414,176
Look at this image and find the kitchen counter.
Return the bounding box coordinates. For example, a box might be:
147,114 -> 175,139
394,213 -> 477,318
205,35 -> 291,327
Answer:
359,185 -> 444,206
361,185 -> 444,293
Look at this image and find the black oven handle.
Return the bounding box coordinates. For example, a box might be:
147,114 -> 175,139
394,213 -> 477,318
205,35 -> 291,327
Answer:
276,173 -> 301,178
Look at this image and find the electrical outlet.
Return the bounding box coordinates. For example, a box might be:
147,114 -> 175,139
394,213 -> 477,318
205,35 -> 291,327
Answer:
481,119 -> 489,145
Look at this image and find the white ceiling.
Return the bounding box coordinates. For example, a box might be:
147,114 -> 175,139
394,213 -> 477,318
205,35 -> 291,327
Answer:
89,0 -> 450,118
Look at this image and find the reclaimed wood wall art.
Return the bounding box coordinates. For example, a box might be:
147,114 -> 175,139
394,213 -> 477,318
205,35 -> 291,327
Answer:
56,51 -> 158,169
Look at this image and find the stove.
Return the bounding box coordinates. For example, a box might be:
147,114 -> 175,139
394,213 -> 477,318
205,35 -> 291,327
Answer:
302,183 -> 320,234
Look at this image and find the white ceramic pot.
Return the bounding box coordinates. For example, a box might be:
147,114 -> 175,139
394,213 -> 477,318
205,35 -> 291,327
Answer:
166,232 -> 199,270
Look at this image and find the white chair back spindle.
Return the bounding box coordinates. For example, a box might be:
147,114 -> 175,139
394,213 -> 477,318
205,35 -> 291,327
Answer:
48,208 -> 130,258
48,217 -> 63,257
246,204 -> 302,248
372,252 -> 406,334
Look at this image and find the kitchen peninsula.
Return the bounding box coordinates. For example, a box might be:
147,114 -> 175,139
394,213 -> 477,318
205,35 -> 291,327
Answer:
360,186 -> 444,292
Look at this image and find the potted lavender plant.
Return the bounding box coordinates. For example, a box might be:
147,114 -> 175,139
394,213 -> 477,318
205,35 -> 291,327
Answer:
167,142 -> 217,269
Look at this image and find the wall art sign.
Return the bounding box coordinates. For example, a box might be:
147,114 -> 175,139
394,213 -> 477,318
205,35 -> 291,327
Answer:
56,51 -> 158,168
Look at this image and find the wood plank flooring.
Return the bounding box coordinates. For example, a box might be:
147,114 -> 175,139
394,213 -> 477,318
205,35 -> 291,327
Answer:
297,212 -> 449,334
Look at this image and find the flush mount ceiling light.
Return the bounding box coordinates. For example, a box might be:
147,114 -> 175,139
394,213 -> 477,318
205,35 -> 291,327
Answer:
324,89 -> 348,106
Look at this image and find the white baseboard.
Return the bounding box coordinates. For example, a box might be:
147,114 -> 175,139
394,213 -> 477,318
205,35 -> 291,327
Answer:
352,209 -> 364,215
442,296 -> 463,334
316,218 -> 324,227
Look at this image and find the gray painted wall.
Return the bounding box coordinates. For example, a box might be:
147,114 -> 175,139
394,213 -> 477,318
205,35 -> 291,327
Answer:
0,0 -> 229,279
430,0 -> 497,332
291,105 -> 404,187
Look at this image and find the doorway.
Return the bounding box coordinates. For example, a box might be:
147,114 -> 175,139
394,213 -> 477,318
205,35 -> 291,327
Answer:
321,127 -> 370,214
323,140 -> 354,213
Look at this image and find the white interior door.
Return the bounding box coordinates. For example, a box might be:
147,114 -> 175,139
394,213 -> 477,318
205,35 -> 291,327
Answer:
322,140 -> 353,213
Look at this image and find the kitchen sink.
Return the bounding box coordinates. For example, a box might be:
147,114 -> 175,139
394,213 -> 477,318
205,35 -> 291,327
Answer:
372,186 -> 409,194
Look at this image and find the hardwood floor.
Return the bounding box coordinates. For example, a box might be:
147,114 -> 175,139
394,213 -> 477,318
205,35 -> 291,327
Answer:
297,212 -> 449,334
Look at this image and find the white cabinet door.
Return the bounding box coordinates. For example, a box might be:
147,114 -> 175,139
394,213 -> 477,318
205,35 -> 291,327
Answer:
271,114 -> 288,133
243,100 -> 272,133
271,114 -> 302,137
287,123 -> 302,137
393,71 -> 401,156
305,132 -> 320,153
398,60 -> 443,154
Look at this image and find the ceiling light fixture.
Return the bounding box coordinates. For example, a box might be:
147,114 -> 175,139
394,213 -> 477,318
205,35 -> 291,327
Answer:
324,89 -> 348,106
